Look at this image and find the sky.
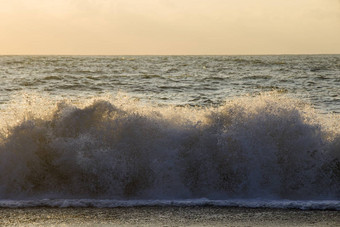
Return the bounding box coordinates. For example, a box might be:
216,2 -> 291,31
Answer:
0,0 -> 339,55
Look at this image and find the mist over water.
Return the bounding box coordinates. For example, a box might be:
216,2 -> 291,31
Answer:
0,55 -> 339,209
0,93 -> 339,201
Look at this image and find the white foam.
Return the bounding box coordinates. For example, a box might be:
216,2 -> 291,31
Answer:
0,92 -> 339,200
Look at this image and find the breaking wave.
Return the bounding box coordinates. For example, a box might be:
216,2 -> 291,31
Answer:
0,92 -> 339,203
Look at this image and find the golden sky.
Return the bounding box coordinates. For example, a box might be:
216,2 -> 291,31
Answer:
1,0 -> 339,55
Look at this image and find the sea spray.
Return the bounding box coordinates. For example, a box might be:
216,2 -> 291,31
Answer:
0,92 -> 339,200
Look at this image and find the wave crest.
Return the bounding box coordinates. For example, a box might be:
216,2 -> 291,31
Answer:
0,93 -> 339,199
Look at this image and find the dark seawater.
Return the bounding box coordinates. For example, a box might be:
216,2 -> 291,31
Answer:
0,55 -> 339,111
0,55 -> 339,210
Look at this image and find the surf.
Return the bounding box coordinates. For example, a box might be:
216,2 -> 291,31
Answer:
0,92 -> 339,200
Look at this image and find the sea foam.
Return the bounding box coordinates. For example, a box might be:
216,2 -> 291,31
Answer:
0,92 -> 339,201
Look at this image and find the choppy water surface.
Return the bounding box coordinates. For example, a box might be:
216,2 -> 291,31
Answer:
0,55 -> 339,209
0,55 -> 339,111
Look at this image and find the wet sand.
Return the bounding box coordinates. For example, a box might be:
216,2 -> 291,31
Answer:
0,207 -> 339,226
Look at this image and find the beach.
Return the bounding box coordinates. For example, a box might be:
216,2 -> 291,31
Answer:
1,206 -> 339,226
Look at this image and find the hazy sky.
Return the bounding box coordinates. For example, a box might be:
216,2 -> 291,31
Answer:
1,0 -> 339,55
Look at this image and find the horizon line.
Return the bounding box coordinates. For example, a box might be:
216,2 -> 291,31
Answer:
1,53 -> 339,57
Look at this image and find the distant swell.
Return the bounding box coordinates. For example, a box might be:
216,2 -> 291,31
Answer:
0,93 -> 339,202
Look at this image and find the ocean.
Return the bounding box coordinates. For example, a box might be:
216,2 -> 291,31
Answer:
0,55 -> 339,225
